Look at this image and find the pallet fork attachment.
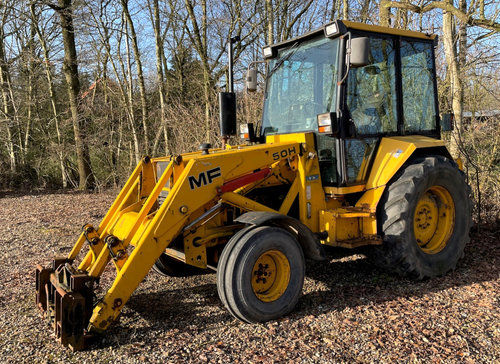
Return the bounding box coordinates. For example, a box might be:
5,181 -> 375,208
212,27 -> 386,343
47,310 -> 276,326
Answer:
36,259 -> 94,350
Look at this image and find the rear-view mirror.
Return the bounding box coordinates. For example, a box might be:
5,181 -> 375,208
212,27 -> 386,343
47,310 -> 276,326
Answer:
441,113 -> 454,131
246,68 -> 258,92
350,37 -> 370,68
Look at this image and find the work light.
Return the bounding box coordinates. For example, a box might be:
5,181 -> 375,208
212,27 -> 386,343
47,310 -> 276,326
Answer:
263,46 -> 276,59
317,112 -> 339,136
239,123 -> 255,141
324,22 -> 339,37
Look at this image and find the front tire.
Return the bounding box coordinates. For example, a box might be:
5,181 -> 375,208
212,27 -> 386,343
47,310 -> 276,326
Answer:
217,226 -> 305,323
370,155 -> 471,279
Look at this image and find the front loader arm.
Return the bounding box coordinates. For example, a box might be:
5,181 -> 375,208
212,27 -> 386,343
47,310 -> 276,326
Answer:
36,141 -> 301,349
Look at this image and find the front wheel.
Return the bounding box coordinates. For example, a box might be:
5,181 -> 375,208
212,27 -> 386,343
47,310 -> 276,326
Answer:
369,155 -> 471,279
217,226 -> 305,323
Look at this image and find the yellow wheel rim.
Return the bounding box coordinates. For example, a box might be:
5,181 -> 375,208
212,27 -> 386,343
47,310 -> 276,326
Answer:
251,250 -> 290,302
414,186 -> 455,254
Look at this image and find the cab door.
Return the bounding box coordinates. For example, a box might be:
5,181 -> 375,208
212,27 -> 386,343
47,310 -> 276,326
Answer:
343,35 -> 398,184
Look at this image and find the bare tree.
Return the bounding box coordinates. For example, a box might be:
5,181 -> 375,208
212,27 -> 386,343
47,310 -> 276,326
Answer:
147,0 -> 170,156
47,0 -> 94,189
379,0 -> 500,32
121,0 -> 150,154
86,1 -> 141,166
30,4 -> 67,187
183,0 -> 261,143
0,4 -> 16,173
442,0 -> 462,156
265,0 -> 274,44
379,0 -> 499,155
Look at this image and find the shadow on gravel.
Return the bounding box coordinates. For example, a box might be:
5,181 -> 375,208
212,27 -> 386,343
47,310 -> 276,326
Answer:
295,229 -> 499,319
93,229 -> 498,349
94,282 -> 230,348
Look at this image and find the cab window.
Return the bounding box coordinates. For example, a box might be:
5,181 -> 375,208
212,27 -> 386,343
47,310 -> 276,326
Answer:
346,37 -> 398,135
401,40 -> 437,132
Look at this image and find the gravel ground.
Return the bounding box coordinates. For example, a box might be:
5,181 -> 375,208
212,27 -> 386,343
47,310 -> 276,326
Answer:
0,191 -> 498,363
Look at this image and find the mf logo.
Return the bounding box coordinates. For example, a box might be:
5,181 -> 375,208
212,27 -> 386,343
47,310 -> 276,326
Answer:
188,167 -> 222,190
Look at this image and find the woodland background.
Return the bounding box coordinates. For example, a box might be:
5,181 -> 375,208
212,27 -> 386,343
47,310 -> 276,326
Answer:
0,0 -> 498,226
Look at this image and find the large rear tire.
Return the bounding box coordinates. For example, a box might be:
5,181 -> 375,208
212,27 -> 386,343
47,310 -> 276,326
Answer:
217,226 -> 305,323
369,155 -> 471,279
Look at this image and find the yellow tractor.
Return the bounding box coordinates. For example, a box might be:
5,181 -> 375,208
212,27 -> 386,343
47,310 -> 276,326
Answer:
36,20 -> 471,350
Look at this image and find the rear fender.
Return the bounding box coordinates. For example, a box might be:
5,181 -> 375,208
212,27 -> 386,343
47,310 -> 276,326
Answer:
235,211 -> 326,261
357,136 -> 451,211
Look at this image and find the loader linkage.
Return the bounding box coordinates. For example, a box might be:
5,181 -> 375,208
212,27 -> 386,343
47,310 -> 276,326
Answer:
34,140 -> 307,350
36,258 -> 94,351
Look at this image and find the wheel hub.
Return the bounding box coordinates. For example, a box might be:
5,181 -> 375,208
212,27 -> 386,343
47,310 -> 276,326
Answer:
251,250 -> 290,302
414,186 -> 455,254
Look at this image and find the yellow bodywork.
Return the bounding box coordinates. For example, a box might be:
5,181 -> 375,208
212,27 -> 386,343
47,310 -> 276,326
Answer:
58,132 -> 446,334
319,135 -> 446,247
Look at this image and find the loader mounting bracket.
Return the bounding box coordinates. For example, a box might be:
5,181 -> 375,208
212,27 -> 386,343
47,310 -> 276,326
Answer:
35,258 -> 95,351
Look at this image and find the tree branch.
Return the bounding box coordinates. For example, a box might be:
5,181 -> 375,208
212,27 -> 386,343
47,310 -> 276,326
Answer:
380,0 -> 500,32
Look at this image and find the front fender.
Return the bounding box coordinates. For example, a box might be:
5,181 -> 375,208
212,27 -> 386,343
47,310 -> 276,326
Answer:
235,211 -> 327,261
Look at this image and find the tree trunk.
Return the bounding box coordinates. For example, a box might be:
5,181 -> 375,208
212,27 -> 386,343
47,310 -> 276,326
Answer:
265,0 -> 274,44
442,0 -> 463,158
6,67 -> 23,165
31,5 -> 67,187
203,71 -> 211,142
329,0 -> 337,21
121,0 -> 149,154
55,0 -> 94,189
396,0 -> 409,28
458,0 -> 467,89
342,0 -> 348,20
360,0 -> 371,23
123,16 -> 141,164
151,0 -> 169,156
0,10 -> 16,173
379,0 -> 391,27
184,0 -> 212,143
24,19 -> 37,159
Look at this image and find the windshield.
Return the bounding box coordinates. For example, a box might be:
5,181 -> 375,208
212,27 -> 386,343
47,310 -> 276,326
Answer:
262,37 -> 339,135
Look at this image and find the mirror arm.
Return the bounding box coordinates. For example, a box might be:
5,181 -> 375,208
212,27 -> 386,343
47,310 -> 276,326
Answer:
248,60 -> 266,68
339,32 -> 352,85
247,61 -> 266,78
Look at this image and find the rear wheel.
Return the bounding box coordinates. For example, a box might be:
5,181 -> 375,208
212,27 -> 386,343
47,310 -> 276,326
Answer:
217,226 -> 305,323
369,155 -> 471,279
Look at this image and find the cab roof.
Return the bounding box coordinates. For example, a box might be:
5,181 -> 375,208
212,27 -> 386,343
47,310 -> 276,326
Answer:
265,20 -> 437,52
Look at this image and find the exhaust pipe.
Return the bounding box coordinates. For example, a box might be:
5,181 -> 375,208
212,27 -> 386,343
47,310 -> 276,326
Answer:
219,36 -> 240,147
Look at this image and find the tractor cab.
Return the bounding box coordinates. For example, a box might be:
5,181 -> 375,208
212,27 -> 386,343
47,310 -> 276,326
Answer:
255,20 -> 440,188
